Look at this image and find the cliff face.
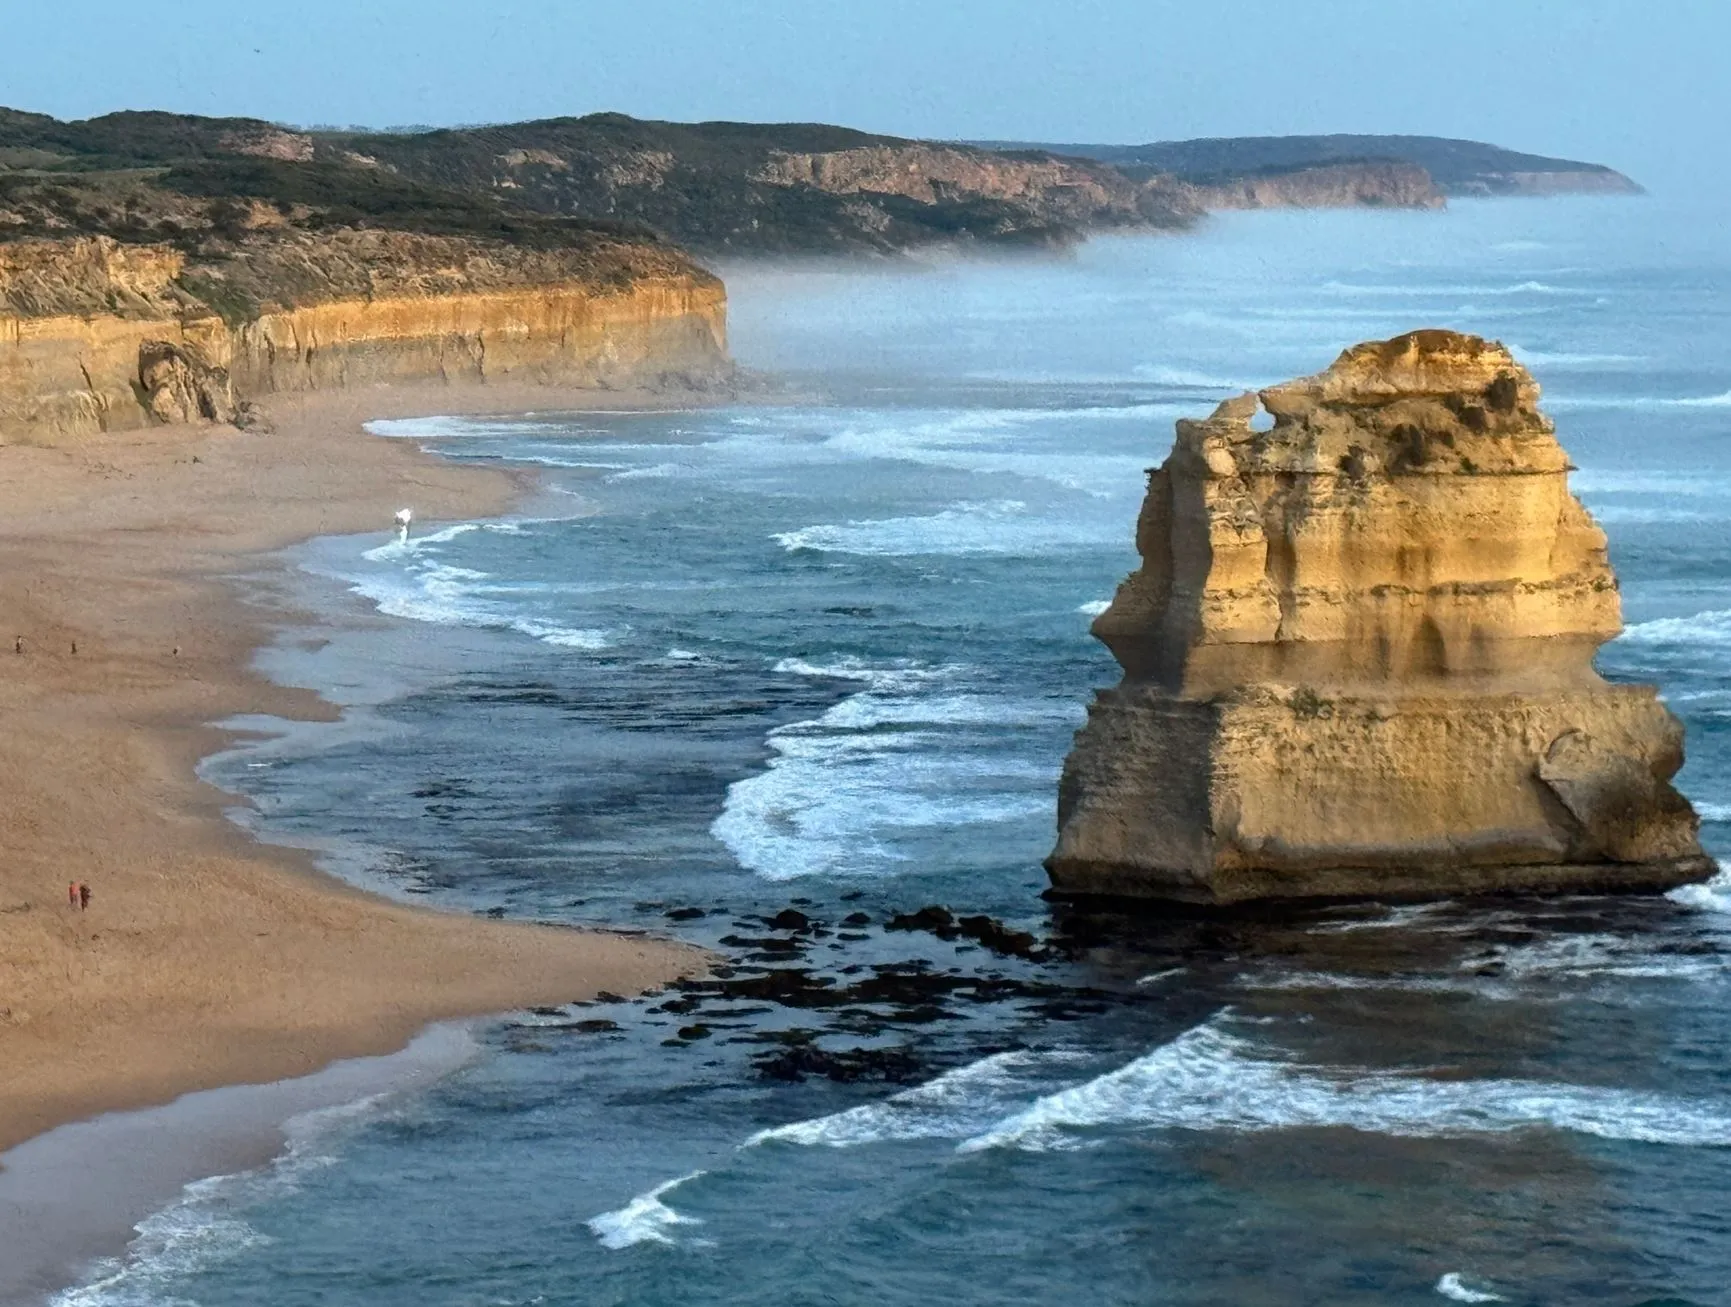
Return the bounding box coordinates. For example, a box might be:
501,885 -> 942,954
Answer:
1177,161 -> 1444,211
333,115 -> 1138,256
754,144 -> 1201,231
0,231 -> 728,442
1050,330 -> 1708,904
346,117 -> 1455,254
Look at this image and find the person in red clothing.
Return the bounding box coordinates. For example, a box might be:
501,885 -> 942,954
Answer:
68,881 -> 78,909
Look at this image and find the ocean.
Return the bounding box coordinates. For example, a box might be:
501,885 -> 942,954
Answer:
63,197 -> 1731,1305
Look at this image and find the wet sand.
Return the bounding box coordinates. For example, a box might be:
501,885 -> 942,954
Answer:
0,1023 -> 481,1304
0,383 -> 714,1293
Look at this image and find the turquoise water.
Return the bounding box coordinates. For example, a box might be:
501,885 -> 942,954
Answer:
65,199 -> 1731,1306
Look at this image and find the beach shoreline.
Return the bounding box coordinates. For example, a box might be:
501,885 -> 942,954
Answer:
0,381 -> 719,1297
0,1022 -> 486,1305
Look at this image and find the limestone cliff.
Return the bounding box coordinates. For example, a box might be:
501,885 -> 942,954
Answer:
1049,331 -> 1709,904
754,145 -> 1201,232
1176,161 -> 1444,211
0,231 -> 728,442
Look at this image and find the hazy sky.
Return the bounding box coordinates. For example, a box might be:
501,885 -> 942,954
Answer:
5,0 -> 1725,190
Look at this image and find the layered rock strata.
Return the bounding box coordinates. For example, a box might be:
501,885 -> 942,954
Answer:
1049,331 -> 1709,904
1177,161 -> 1444,212
0,232 -> 729,442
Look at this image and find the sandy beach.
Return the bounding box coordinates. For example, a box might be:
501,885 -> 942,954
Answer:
0,383 -> 714,1274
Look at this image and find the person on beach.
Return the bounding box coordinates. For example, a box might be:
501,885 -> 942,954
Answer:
68,881 -> 78,909
78,883 -> 90,911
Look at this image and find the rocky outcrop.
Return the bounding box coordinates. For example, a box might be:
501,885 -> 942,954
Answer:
0,232 -> 729,442
1049,330 -> 1709,904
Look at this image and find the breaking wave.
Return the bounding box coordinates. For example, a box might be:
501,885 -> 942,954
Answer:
1435,1272 -> 1506,1302
1618,608 -> 1731,647
1670,867 -> 1731,915
53,1096 -> 391,1305
346,522 -> 614,650
772,499 -> 1118,557
711,659 -> 1070,879
747,1016 -> 1731,1160
587,1172 -> 707,1250
746,1051 -> 1051,1149
954,1019 -> 1731,1154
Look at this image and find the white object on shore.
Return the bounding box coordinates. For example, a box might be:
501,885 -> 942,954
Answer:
394,507 -> 413,537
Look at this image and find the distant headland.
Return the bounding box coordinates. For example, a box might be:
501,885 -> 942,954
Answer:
0,107 -> 1642,441
3,108 -> 1639,262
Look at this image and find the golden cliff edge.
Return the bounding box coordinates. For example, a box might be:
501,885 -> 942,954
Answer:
1050,330 -> 1711,904
0,230 -> 729,441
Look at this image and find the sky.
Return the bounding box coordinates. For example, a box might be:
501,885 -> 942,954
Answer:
3,0 -> 1725,192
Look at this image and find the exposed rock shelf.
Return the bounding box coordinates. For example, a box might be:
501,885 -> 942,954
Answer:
1049,330 -> 1709,904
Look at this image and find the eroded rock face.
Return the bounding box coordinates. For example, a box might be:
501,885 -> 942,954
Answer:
138,341 -> 237,426
0,232 -> 730,442
1049,330 -> 1710,904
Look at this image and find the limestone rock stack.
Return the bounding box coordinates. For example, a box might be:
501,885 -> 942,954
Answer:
1049,330 -> 1710,903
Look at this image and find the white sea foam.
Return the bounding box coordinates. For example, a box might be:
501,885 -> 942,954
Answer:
508,618 -> 615,649
1467,933 -> 1726,983
954,1018 -> 1731,1154
53,1096 -> 390,1305
738,1011 -> 1731,1163
1077,599 -> 1111,616
1669,866 -> 1731,914
1435,1272 -> 1505,1302
689,404 -> 1161,497
349,569 -> 615,651
1665,389 -> 1731,408
713,664 -> 1068,879
1694,803 -> 1731,822
773,499 -> 1118,557
1618,608 -> 1731,647
606,462 -> 692,481
364,416 -> 539,440
348,523 -> 615,651
1309,902 -> 1458,934
1249,926 -> 1725,995
587,1172 -> 706,1250
772,655 -> 950,688
747,1051 -> 1047,1149
1321,279 -> 1585,297
1243,971 -> 1501,998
